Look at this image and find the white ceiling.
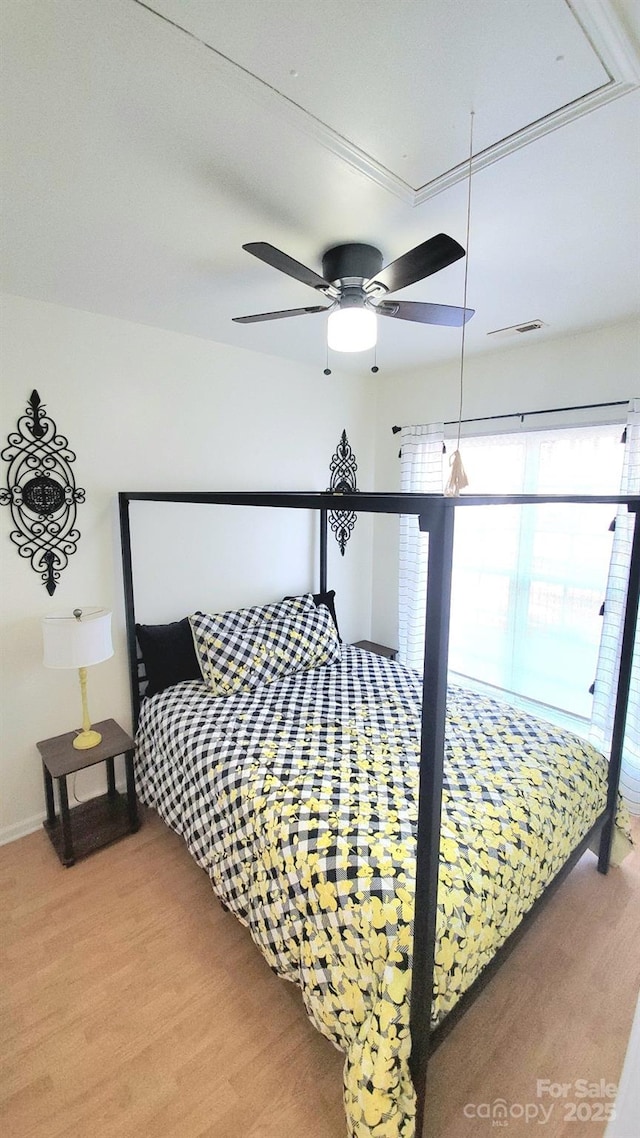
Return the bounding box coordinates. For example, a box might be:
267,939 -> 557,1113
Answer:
1,0 -> 639,377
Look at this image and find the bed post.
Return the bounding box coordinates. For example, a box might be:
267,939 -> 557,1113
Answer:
409,499 -> 455,1138
118,492 -> 141,730
598,502 -> 640,873
320,507 -> 328,592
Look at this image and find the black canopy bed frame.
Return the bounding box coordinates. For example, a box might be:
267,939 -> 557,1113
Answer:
118,489 -> 640,1138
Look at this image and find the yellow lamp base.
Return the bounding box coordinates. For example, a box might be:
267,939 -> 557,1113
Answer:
73,729 -> 103,750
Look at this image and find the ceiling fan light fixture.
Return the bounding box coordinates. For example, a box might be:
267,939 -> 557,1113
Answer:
327,305 -> 377,353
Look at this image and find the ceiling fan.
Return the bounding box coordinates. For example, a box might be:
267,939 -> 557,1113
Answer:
232,235 -> 474,352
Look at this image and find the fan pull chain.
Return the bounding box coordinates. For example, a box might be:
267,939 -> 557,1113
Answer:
324,341 -> 332,376
371,344 -> 379,374
445,110 -> 474,497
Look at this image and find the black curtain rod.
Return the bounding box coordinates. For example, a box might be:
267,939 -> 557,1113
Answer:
391,399 -> 629,434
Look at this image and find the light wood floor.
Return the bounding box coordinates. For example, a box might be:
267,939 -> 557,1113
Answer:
1,810 -> 638,1138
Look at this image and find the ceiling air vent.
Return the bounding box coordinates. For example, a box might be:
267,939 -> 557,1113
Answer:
487,319 -> 548,340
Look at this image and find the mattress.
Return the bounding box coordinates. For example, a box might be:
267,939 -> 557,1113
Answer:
135,645 -> 619,1138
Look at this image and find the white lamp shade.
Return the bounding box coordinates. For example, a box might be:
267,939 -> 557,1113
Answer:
42,607 -> 113,669
327,307 -> 377,353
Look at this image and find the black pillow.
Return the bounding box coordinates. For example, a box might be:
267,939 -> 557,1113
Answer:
136,617 -> 202,697
284,590 -> 341,642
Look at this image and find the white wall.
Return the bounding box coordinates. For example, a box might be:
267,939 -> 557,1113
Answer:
3,302 -> 638,842
370,317 -> 640,649
0,293 -> 376,841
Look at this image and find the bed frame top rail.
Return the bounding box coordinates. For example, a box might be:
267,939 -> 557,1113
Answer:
120,489 -> 640,511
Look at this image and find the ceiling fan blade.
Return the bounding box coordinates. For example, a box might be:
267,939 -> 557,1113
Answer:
375,300 -> 474,327
243,242 -> 332,292
233,305 -> 330,324
368,234 -> 466,294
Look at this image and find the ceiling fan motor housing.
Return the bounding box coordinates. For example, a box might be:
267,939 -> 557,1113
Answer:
321,243 -> 383,286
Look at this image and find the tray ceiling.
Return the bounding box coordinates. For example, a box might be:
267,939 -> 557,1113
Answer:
143,0 -> 636,200
1,0 -> 639,375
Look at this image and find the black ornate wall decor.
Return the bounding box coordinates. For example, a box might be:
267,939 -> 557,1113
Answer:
1,390 -> 85,594
327,429 -> 358,556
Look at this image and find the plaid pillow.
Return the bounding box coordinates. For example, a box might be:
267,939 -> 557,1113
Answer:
189,597 -> 340,696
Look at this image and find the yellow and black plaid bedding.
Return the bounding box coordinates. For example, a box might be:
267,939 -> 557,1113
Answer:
135,646 -> 624,1138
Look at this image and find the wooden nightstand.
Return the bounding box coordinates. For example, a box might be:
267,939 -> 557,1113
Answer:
352,640 -> 398,661
37,718 -> 139,867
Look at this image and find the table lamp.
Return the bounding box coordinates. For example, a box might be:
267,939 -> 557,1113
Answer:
42,607 -> 113,749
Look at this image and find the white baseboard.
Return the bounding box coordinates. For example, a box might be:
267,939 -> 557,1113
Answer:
605,992 -> 640,1136
0,777 -> 128,848
0,813 -> 45,846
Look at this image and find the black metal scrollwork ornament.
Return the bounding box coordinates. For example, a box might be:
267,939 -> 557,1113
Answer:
327,429 -> 358,556
1,390 -> 85,594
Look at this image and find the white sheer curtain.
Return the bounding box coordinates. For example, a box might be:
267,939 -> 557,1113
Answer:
398,423 -> 444,670
447,425 -> 623,719
591,399 -> 640,814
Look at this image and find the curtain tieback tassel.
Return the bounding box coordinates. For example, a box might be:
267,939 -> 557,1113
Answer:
444,449 -> 469,496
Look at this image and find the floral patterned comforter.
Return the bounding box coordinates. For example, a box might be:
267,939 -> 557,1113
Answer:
135,646 -> 624,1138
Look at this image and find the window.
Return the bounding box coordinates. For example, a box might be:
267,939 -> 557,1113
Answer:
448,424 -> 624,720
